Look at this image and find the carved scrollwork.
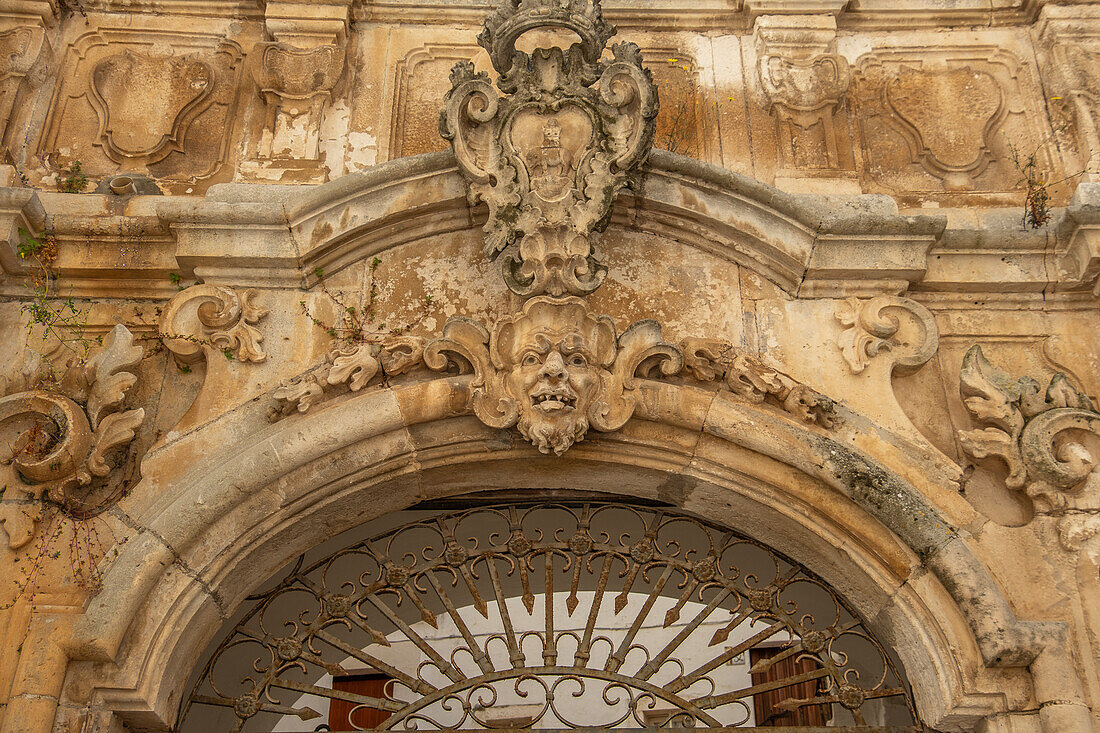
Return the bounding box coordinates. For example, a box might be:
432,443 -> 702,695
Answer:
159,285 -> 269,364
681,338 -> 835,428
0,325 -> 145,549
425,296 -> 679,455
269,336 -> 425,420
440,0 -> 657,298
957,346 -> 1100,544
834,296 -> 939,374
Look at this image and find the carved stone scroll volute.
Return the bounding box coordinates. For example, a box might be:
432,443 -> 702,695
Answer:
440,0 -> 657,298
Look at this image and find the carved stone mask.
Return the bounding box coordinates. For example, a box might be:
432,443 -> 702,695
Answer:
494,298 -> 615,454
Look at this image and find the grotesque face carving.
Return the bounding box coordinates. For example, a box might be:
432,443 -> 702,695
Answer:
508,332 -> 599,455
493,297 -> 616,455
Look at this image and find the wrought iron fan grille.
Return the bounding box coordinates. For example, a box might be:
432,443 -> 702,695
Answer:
179,502 -> 920,731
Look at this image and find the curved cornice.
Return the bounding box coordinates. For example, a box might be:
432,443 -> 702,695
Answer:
154,149 -> 944,297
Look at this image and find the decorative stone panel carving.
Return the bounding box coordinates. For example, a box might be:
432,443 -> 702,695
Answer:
0,325 -> 144,549
250,42 -> 345,161
440,0 -> 658,298
159,285 -> 268,364
1036,17 -> 1100,181
90,50 -> 215,166
39,29 -> 244,193
0,25 -> 47,145
851,47 -> 1055,201
957,346 -> 1100,549
834,296 -> 938,375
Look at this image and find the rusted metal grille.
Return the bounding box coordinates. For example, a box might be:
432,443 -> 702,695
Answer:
179,502 -> 919,731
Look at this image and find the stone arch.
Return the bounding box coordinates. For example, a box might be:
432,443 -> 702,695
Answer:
57,377 -> 1076,732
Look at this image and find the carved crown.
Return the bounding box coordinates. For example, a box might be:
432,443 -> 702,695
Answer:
478,0 -> 616,74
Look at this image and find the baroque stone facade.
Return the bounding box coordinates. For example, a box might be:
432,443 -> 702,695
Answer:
1,0 -> 1100,731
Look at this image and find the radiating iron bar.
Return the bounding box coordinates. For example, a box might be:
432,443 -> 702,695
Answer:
748,618 -> 861,677
614,514 -> 663,614
543,551 -> 557,666
574,553 -> 617,667
312,628 -> 433,695
692,666 -> 832,710
664,571 -> 705,628
669,619 -> 787,693
636,588 -> 731,681
404,583 -> 438,628
270,676 -> 404,712
379,665 -> 724,730
775,686 -> 906,712
364,594 -> 466,683
295,575 -> 390,644
425,572 -> 495,674
483,554 -> 525,668
604,563 -> 674,674
241,631 -> 347,677
709,607 -> 751,647
190,693 -> 321,720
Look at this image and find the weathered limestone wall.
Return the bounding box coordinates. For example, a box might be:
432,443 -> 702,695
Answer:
0,1 -> 1098,732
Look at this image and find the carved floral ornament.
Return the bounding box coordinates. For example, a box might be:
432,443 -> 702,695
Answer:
440,0 -> 658,298
834,296 -> 939,375
0,326 -> 144,549
957,346 -> 1100,550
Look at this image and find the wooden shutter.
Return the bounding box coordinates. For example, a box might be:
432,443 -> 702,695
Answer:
749,647 -> 830,726
328,673 -> 392,731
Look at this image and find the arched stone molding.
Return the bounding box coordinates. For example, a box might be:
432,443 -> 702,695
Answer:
21,376 -> 1085,732
155,150 -> 943,298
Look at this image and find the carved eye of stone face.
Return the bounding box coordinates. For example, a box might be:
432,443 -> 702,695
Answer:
522,351 -> 542,367
566,352 -> 586,369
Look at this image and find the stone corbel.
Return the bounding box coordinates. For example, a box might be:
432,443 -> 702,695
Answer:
834,296 -> 939,375
957,346 -> 1100,550
0,24 -> 48,144
249,42 -> 345,161
0,325 -> 144,549
1056,182 -> 1100,295
158,284 -> 269,364
753,14 -> 855,190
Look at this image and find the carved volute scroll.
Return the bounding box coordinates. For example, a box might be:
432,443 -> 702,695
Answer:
440,0 -> 658,298
159,284 -> 269,363
957,346 -> 1100,550
0,325 -> 145,549
834,296 -> 939,375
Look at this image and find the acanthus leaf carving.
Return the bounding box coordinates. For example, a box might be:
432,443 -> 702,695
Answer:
159,285 -> 269,364
440,0 -> 657,298
269,336 -> 428,421
834,296 -> 939,375
957,345 -> 1100,548
0,325 -> 145,549
681,338 -> 836,429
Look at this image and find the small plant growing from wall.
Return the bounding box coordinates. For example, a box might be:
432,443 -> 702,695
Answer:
56,160 -> 89,194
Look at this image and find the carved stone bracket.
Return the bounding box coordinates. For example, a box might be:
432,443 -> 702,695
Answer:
0,325 -> 145,549
159,285 -> 269,364
754,15 -> 854,180
269,336 -> 424,420
834,296 -> 939,375
957,346 -> 1100,549
0,25 -> 48,144
681,338 -> 836,428
440,0 -> 657,298
250,42 -> 345,161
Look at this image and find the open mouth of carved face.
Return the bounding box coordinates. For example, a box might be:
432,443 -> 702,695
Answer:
531,388 -> 577,412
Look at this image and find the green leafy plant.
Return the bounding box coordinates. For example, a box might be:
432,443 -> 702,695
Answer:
1008,142 -> 1088,230
57,160 -> 88,194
